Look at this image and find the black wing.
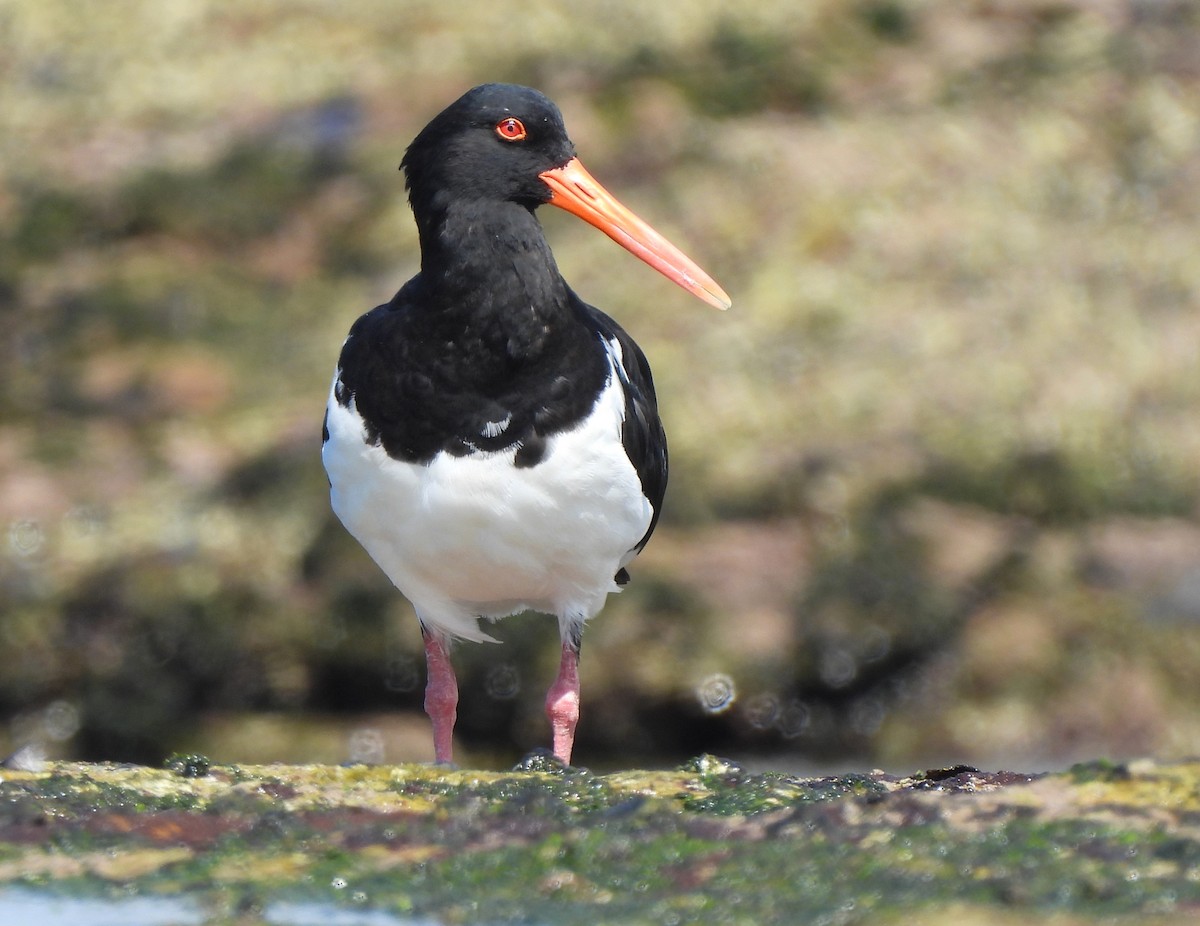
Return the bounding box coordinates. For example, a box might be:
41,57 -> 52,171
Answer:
582,302 -> 668,557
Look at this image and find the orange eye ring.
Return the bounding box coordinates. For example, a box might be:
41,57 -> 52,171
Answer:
495,117 -> 527,142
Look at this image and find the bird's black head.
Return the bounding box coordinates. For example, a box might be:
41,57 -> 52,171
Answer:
397,83 -> 732,311
401,83 -> 576,218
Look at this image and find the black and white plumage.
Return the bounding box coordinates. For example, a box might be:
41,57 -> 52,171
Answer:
321,84 -> 729,766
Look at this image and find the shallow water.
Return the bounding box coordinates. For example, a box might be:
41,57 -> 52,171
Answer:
0,891 -> 207,926
0,889 -> 439,926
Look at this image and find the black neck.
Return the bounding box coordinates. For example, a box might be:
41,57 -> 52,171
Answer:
333,191 -> 627,467
414,199 -> 571,334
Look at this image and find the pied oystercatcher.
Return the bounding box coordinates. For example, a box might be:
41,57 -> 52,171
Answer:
322,84 -> 730,765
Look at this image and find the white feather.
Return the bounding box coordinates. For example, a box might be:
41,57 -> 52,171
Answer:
322,345 -> 651,645
481,413 -> 511,439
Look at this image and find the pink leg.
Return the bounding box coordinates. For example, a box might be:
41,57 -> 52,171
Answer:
423,633 -> 458,765
545,643 -> 581,765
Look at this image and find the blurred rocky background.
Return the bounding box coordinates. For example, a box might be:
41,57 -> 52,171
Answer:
2,0 -> 1199,771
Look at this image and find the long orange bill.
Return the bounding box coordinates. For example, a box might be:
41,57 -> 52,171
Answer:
539,157 -> 731,311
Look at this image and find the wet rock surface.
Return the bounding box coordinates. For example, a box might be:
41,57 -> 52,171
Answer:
1,756 -> 1198,923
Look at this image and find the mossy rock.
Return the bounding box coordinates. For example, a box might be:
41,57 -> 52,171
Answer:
1,756 -> 1198,924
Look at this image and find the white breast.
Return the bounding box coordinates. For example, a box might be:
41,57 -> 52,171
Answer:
321,347 -> 652,644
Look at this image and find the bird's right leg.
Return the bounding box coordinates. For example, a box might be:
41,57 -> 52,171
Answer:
421,628 -> 458,765
545,640 -> 581,766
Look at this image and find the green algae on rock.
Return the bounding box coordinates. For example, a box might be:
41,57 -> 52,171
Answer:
3,757 -> 1200,924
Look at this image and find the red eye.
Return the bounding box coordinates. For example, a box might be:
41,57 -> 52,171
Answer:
495,117 -> 527,141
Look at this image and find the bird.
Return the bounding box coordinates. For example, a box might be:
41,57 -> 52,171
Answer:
321,83 -> 730,766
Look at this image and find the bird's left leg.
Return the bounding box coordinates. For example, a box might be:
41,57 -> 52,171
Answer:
545,631 -> 581,765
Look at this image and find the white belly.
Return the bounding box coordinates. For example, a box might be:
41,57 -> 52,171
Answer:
322,373 -> 652,643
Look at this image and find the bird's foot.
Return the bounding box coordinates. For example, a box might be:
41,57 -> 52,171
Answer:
513,747 -> 571,773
